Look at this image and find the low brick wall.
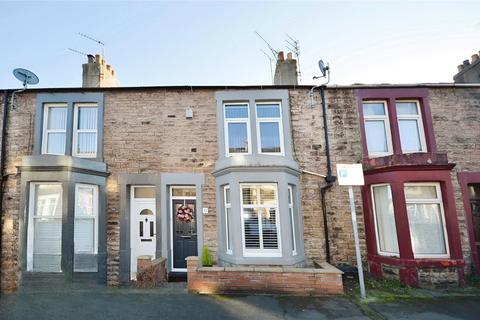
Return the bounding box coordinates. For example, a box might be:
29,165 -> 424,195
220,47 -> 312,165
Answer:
186,256 -> 344,296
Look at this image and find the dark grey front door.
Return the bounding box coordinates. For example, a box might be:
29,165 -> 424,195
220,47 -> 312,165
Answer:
172,199 -> 197,270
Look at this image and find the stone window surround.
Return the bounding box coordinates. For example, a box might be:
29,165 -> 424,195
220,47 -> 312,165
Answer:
34,93 -> 104,162
215,90 -> 298,172
214,168 -> 305,266
18,155 -> 108,282
357,88 -> 437,161
118,173 -> 205,284
363,167 -> 465,286
458,172 -> 480,272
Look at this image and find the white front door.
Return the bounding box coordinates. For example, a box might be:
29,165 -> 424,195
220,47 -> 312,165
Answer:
130,186 -> 156,280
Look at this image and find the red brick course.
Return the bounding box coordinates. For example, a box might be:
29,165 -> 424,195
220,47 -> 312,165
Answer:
186,257 -> 344,296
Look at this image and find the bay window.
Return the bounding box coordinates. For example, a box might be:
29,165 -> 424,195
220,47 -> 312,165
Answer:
224,103 -> 250,155
240,184 -> 281,256
363,101 -> 392,156
42,104 -> 68,155
74,184 -> 99,272
396,101 -> 426,153
256,103 -> 283,154
405,183 -> 449,257
73,104 -> 98,157
371,184 -> 399,255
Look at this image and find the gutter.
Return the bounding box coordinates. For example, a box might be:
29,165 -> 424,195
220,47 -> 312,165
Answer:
0,90 -> 11,295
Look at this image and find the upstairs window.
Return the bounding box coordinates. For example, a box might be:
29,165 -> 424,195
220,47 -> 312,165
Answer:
256,103 -> 283,154
73,104 -> 98,157
42,104 -> 68,155
224,103 -> 250,156
396,101 -> 426,153
363,101 -> 392,156
240,184 -> 281,257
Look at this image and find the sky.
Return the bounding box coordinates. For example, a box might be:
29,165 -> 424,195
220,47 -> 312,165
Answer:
1,1 -> 480,89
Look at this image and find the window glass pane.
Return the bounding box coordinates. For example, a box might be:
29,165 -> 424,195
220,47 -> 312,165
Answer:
363,103 -> 385,116
76,186 -> 94,216
469,184 -> 480,199
242,187 -> 258,205
259,186 -> 276,205
225,187 -> 231,204
171,187 -> 196,197
407,203 -> 447,255
365,120 -> 388,153
257,104 -> 280,118
228,123 -> 248,153
74,219 -> 94,252
243,208 -> 260,248
225,104 -> 248,118
35,184 -> 62,217
47,107 -> 67,130
372,185 -> 399,254
226,207 -> 232,252
259,122 -> 281,153
47,133 -> 66,154
261,208 -> 278,249
289,207 -> 295,251
405,185 -> 437,199
396,102 -> 418,115
134,187 -> 155,198
399,119 -> 422,152
78,107 -> 97,130
77,132 -> 97,155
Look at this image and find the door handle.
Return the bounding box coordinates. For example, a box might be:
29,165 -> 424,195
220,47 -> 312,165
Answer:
180,235 -> 192,239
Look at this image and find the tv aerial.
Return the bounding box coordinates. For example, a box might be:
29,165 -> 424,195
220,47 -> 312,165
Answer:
11,68 -> 40,109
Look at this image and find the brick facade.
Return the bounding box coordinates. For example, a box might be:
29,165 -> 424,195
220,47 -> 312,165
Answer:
1,85 -> 479,292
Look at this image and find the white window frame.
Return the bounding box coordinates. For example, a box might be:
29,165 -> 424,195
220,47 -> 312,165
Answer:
395,100 -> 427,153
27,182 -> 63,272
255,102 -> 284,155
404,182 -> 450,259
363,100 -> 393,158
74,184 -> 99,256
370,183 -> 399,257
224,185 -> 232,255
240,183 -> 282,258
288,186 -> 297,256
224,102 -> 252,157
42,103 -> 68,155
72,103 -> 98,158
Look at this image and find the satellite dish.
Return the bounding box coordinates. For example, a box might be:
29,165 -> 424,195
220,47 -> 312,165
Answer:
318,60 -> 329,77
13,68 -> 39,88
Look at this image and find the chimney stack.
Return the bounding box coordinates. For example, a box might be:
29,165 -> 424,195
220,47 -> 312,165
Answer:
453,50 -> 480,83
273,51 -> 298,85
82,54 -> 119,87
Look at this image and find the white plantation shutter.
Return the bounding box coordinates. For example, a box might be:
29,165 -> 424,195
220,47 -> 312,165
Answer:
31,184 -> 63,272
74,184 -> 98,272
241,184 -> 280,256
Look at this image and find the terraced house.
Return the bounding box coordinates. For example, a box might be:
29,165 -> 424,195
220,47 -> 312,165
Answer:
0,52 -> 479,294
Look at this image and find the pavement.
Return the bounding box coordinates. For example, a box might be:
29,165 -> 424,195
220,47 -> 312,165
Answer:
1,282 -> 480,320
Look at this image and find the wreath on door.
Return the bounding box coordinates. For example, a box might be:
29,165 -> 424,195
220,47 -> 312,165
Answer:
176,205 -> 194,222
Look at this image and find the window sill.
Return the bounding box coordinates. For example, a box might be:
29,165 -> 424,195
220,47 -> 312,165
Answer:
363,152 -> 451,171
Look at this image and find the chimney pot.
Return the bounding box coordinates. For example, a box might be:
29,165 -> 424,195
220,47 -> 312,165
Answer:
287,52 -> 293,60
277,51 -> 285,61
457,64 -> 465,72
472,54 -> 479,63
95,54 -> 101,63
87,54 -> 95,63
106,64 -> 111,71
463,59 -> 470,66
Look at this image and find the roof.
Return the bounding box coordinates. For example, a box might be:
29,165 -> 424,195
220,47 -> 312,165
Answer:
3,82 -> 480,93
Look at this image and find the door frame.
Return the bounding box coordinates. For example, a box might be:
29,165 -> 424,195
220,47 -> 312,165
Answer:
169,185 -> 197,272
130,185 -> 156,279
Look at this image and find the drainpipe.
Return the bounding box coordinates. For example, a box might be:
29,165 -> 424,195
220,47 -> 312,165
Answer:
0,90 -> 11,295
311,85 -> 337,263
